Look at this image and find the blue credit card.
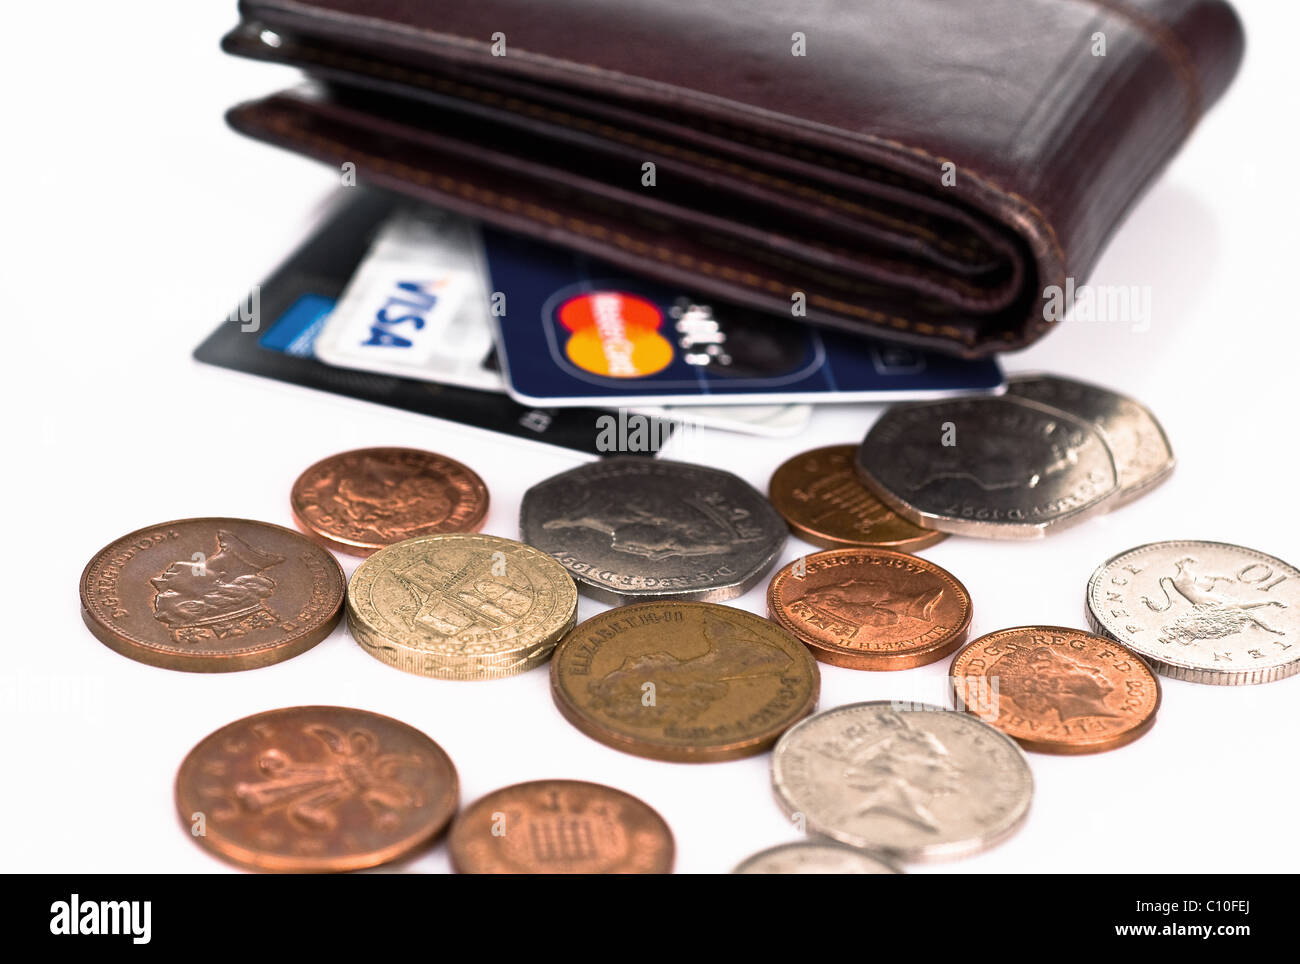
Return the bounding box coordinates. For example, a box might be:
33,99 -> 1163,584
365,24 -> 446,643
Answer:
482,229 -> 1003,406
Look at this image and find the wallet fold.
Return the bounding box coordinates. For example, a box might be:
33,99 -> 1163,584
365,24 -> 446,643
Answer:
221,0 -> 1243,357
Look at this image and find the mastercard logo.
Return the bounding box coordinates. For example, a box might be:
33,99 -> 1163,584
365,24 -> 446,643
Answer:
557,291 -> 673,378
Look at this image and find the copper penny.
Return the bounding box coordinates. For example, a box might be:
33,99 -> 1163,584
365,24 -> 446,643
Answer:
768,444 -> 946,551
80,518 -> 345,672
449,779 -> 673,874
291,446 -> 489,556
176,705 -> 458,871
550,602 -> 819,762
950,625 -> 1161,754
767,547 -> 972,670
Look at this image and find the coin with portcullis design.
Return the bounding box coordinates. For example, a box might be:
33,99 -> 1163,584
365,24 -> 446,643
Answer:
768,444 -> 946,551
772,701 -> 1032,861
733,840 -> 901,874
1087,540 -> 1300,685
449,780 -> 674,874
347,533 -> 577,681
291,447 -> 489,556
550,601 -> 819,762
767,547 -> 972,670
79,518 -> 345,672
520,456 -> 786,603
949,626 -> 1160,754
175,706 -> 458,872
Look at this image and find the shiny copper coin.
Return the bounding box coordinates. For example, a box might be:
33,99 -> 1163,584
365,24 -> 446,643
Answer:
768,444 -> 946,551
950,626 -> 1161,754
80,518 -> 345,672
767,547 -> 972,670
176,705 -> 459,872
291,446 -> 489,556
550,601 -> 819,762
449,779 -> 673,874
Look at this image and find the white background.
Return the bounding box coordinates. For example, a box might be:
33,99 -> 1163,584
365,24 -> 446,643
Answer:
2,1 -> 1296,874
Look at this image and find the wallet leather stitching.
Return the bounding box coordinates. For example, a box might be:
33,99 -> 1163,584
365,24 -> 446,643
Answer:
1086,0 -> 1204,126
256,111 -> 981,344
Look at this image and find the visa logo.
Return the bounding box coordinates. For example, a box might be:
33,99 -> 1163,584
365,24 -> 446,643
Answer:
362,279 -> 445,348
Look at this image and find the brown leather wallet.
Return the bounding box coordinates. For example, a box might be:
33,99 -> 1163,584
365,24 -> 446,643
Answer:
222,0 -> 1243,357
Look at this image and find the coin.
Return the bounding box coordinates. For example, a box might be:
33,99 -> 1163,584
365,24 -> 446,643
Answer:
449,779 -> 674,874
1087,540 -> 1300,685
767,547 -> 972,670
175,705 -> 458,872
767,444 -> 946,550
291,446 -> 489,556
519,456 -> 786,603
733,839 -> 901,874
347,533 -> 577,680
550,601 -> 819,762
854,395 -> 1119,539
771,701 -> 1032,861
79,518 -> 345,672
1006,374 -> 1174,506
950,626 -> 1160,754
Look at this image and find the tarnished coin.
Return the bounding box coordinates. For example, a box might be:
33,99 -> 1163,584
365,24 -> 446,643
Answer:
520,456 -> 786,603
291,446 -> 489,556
347,533 -> 577,680
80,518 -> 345,672
176,705 -> 458,872
855,396 -> 1119,539
550,601 -> 819,762
772,701 -> 1032,861
768,445 -> 946,551
1006,374 -> 1174,506
950,626 -> 1161,754
1087,540 -> 1300,685
767,547 -> 972,670
449,780 -> 674,874
733,840 -> 901,874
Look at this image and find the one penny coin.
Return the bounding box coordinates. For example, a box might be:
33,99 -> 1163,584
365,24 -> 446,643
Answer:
950,625 -> 1161,754
550,602 -> 819,762
80,518 -> 345,672
768,444 -> 946,551
291,447 -> 489,556
175,705 -> 459,872
449,780 -> 673,874
767,547 -> 972,670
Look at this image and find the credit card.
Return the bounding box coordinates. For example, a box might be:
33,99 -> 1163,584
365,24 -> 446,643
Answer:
194,191 -> 655,456
481,228 -> 1004,407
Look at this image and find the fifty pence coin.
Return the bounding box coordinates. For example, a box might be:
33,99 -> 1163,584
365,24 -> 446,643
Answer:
80,518 -> 345,672
291,446 -> 489,556
1006,374 -> 1174,506
449,780 -> 674,874
855,396 -> 1119,539
950,626 -> 1161,754
767,547 -> 972,670
767,444 -> 946,551
347,533 -> 577,680
175,705 -> 458,872
771,701 -> 1032,861
520,456 -> 786,603
550,601 -> 820,762
1087,540 -> 1300,685
733,840 -> 901,874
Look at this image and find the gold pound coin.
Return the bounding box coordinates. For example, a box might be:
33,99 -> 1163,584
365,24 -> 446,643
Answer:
346,533 -> 578,680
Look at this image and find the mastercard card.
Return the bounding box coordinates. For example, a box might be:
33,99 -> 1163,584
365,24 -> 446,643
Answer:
482,229 -> 1004,406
